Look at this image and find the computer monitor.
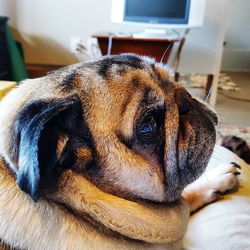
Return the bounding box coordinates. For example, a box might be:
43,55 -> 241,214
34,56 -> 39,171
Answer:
111,0 -> 206,30
124,0 -> 190,25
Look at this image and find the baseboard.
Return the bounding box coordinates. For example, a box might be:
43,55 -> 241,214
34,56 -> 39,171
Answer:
26,63 -> 64,78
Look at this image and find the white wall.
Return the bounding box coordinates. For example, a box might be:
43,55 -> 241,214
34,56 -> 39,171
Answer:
0,0 -> 142,65
177,0 -> 228,75
0,0 -> 235,78
221,0 -> 250,71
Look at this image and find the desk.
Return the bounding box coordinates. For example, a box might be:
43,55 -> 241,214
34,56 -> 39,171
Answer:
93,34 -> 179,63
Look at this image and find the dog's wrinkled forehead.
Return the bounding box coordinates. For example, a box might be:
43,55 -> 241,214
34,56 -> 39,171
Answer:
98,54 -> 173,87
90,55 -> 173,99
49,54 -> 174,97
96,54 -> 147,77
46,54 -> 177,139
72,54 -> 169,83
72,54 -> 174,126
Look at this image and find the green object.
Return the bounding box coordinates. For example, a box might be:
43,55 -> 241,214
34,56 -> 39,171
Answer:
5,25 -> 28,82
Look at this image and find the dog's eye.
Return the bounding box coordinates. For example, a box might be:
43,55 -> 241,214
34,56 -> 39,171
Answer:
138,115 -> 158,140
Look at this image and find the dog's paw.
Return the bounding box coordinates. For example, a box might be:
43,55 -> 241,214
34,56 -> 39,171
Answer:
182,162 -> 240,212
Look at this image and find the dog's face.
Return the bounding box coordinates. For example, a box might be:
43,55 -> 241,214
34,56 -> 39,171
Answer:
0,54 -> 217,204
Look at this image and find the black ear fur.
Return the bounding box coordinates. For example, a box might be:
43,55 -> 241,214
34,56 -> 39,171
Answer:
13,96 -> 92,201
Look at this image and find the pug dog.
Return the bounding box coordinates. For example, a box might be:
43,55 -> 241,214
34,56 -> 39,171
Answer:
0,54 -> 239,250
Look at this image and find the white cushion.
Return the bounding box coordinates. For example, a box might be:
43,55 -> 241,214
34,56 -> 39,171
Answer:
183,145 -> 250,250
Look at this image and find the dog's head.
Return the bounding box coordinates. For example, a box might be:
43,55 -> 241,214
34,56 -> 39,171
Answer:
0,54 -> 217,204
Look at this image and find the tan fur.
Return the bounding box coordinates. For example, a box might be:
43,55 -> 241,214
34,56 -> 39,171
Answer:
0,159 -> 188,249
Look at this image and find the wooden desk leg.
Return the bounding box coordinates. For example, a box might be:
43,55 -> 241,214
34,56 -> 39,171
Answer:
174,72 -> 180,82
205,74 -> 214,98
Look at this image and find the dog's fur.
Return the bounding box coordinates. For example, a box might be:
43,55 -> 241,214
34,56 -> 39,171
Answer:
0,54 -> 239,249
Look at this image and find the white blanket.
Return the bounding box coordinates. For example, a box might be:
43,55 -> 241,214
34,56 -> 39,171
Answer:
184,145 -> 250,249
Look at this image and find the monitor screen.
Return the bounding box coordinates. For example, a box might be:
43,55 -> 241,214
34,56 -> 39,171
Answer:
124,0 -> 190,24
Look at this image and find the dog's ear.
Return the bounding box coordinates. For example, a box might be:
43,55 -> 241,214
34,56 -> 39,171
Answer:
10,96 -> 92,202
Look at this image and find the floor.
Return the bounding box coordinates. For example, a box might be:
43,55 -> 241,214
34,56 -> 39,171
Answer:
187,72 -> 250,127
216,72 -> 250,127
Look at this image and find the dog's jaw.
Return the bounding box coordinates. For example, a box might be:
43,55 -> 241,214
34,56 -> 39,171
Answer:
0,160 -> 188,249
50,169 -> 190,244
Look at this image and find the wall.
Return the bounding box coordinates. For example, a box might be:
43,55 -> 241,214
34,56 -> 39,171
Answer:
1,0 -> 243,75
0,0 -> 141,65
221,0 -> 250,71
177,0 -> 228,75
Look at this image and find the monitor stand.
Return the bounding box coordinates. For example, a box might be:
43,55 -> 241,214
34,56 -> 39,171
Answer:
132,28 -> 179,39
